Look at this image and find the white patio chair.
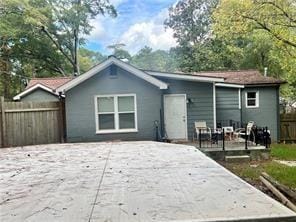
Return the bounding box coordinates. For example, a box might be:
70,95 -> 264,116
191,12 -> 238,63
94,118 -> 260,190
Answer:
222,126 -> 234,140
194,121 -> 212,141
234,121 -> 255,143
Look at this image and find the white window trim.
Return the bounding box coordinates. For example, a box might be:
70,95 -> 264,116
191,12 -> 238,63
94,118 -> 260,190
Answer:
245,91 -> 259,108
94,94 -> 138,134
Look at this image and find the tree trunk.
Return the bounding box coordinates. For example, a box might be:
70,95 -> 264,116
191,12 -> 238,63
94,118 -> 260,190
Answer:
73,29 -> 80,76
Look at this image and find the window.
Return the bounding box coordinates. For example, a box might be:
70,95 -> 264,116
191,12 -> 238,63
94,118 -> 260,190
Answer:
95,94 -> 137,133
246,91 -> 259,108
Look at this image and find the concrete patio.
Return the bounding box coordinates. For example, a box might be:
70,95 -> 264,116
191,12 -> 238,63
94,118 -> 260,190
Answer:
0,141 -> 295,221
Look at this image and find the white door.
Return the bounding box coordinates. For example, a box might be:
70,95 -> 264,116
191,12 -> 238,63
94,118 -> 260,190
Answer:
164,94 -> 187,140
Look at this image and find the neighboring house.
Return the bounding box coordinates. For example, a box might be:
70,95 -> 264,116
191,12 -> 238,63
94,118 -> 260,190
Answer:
55,56 -> 284,142
13,77 -> 73,101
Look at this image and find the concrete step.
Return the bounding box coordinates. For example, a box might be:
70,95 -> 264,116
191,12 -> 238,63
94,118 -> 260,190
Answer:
225,155 -> 250,163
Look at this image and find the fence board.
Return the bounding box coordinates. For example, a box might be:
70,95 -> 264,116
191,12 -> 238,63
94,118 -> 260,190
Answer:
0,98 -> 64,148
280,113 -> 296,142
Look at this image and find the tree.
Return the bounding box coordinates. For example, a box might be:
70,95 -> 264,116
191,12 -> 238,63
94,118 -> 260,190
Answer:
213,0 -> 296,99
78,48 -> 106,73
41,0 -> 117,75
165,0 -> 218,45
131,46 -> 177,72
213,0 -> 296,50
107,43 -> 131,61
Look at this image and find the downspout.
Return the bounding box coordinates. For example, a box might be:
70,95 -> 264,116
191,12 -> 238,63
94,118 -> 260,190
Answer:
276,86 -> 280,142
213,83 -> 216,130
239,88 -> 243,126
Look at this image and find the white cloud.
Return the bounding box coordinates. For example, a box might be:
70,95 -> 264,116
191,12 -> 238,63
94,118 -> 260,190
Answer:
119,9 -> 177,54
88,18 -> 105,40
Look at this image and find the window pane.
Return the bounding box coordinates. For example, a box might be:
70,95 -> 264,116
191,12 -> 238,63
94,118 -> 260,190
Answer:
247,99 -> 256,106
98,114 -> 115,130
119,113 -> 135,129
247,92 -> 256,99
98,97 -> 114,112
118,96 -> 134,112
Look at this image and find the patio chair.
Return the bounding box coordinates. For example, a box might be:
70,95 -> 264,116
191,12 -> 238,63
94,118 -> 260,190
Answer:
194,121 -> 212,141
222,126 -> 234,140
233,121 -> 256,143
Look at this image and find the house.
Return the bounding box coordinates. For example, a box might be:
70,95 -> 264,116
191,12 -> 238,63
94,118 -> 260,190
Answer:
53,56 -> 284,142
13,77 -> 72,101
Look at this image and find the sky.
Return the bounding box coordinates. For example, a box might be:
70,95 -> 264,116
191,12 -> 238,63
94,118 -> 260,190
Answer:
85,0 -> 177,55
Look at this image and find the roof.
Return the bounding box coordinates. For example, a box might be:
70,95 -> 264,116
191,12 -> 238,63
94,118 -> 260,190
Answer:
145,70 -> 285,86
13,77 -> 72,101
26,77 -> 73,90
190,70 -> 285,85
145,70 -> 225,83
57,56 -> 168,92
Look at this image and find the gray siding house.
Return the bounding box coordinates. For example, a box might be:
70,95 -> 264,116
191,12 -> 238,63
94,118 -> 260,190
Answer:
55,56 -> 283,142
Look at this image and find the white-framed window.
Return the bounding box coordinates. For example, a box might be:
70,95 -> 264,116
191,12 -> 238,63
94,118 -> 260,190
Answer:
95,94 -> 137,134
245,91 -> 259,108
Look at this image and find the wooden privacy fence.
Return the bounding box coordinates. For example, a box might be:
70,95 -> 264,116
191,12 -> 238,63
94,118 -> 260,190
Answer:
0,97 -> 65,148
280,113 -> 296,143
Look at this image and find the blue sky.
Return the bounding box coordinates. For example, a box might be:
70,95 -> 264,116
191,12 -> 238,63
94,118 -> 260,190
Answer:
85,0 -> 177,55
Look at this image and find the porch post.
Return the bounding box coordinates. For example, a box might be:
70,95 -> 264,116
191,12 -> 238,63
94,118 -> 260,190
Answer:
213,83 -> 216,130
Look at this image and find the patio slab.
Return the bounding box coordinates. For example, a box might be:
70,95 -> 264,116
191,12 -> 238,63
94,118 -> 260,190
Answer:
0,142 -> 295,222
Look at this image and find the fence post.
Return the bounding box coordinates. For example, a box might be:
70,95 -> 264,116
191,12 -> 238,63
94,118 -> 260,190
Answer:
58,101 -> 65,143
199,129 -> 201,148
222,128 -> 225,151
265,126 -> 268,149
0,97 -> 6,147
245,125 -> 248,150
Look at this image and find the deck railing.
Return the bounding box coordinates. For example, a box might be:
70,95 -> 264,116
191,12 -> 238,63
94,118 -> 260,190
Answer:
196,126 -> 270,150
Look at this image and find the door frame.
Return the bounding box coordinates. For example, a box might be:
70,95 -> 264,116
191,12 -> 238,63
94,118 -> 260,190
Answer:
163,94 -> 188,140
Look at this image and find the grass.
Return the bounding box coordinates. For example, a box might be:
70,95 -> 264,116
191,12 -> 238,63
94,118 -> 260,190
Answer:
221,143 -> 296,189
223,161 -> 296,189
270,143 -> 296,160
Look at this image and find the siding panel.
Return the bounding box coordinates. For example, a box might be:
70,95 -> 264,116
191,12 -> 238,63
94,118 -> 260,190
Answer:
242,87 -> 279,141
21,89 -> 59,102
161,79 -> 214,140
216,87 -> 241,126
65,66 -> 162,142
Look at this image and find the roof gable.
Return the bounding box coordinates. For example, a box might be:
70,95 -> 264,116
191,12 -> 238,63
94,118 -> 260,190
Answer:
13,84 -> 58,101
57,57 -> 168,92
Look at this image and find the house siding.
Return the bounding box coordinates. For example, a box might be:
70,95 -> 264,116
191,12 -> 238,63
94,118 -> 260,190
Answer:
159,78 -> 214,140
216,87 -> 241,127
242,86 -> 279,141
21,89 -> 59,102
65,66 -> 162,142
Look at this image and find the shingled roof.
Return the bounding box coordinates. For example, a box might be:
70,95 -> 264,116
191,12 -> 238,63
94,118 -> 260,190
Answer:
145,69 -> 285,85
189,70 -> 285,85
26,77 -> 73,90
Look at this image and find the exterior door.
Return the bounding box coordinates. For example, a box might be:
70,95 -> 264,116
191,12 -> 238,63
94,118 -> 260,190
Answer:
164,94 -> 187,140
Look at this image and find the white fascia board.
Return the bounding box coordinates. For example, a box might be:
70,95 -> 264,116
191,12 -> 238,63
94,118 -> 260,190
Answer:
57,57 -> 168,92
13,84 -> 57,101
215,83 -> 245,88
146,71 -> 225,83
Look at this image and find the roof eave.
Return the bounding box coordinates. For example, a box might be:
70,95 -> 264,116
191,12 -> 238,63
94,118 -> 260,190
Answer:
13,84 -> 57,101
57,57 -> 168,92
146,71 -> 225,83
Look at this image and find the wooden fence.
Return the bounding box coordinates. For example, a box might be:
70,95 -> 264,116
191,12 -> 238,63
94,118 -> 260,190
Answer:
280,113 -> 296,143
0,97 -> 65,148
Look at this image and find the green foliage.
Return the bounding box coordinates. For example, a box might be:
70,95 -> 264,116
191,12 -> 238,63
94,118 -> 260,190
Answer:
165,0 -> 218,45
78,48 -> 106,73
213,0 -> 296,99
0,0 -> 116,99
131,46 -> 177,72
